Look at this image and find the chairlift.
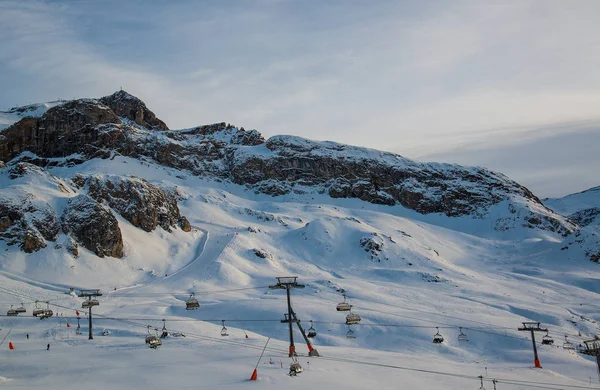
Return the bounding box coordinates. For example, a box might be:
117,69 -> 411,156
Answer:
458,327 -> 469,343
186,293 -> 200,310
161,319 -> 168,339
32,301 -> 44,317
345,311 -> 361,325
220,320 -> 229,337
563,335 -> 575,351
289,358 -> 303,376
15,303 -> 26,313
433,327 -> 444,344
336,294 -> 352,312
145,326 -> 161,349
307,320 -> 317,338
7,305 -> 18,316
541,330 -> 554,345
346,325 -> 356,339
101,329 -> 111,336
39,302 -> 53,319
76,317 -> 81,335
82,300 -> 91,308
90,299 -> 99,306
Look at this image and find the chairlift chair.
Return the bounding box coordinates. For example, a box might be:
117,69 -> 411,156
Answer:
346,325 -> 356,339
307,320 -> 317,338
336,294 -> 352,312
39,302 -> 53,319
563,335 -> 575,351
90,299 -> 99,306
145,326 -> 161,349
15,304 -> 26,313
7,305 -> 18,316
161,319 -> 168,339
433,327 -> 444,344
289,359 -> 303,376
220,320 -> 229,337
32,301 -> 44,317
541,331 -> 554,345
345,311 -> 361,325
458,327 -> 468,343
82,300 -> 91,309
186,293 -> 200,310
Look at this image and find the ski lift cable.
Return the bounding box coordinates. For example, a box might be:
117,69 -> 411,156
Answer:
315,355 -> 591,390
294,289 -> 589,341
108,285 -> 272,297
0,286 -> 594,390
0,286 -> 590,346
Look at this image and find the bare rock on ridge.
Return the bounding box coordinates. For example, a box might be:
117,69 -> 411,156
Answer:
61,195 -> 123,258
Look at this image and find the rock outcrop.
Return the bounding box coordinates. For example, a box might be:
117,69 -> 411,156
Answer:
0,196 -> 59,253
0,91 -> 576,237
61,195 -> 123,258
99,90 -> 168,130
74,175 -> 190,232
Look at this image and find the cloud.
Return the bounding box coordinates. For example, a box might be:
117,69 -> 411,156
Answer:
0,0 -> 598,196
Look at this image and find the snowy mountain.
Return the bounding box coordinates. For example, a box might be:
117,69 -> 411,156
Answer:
1,92 -> 599,390
544,187 -> 600,262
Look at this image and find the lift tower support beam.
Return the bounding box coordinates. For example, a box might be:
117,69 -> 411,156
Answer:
518,322 -> 547,368
269,276 -> 307,357
77,289 -> 102,340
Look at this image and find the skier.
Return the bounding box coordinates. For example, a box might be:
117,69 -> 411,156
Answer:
47,343 -> 50,351
26,334 -> 29,339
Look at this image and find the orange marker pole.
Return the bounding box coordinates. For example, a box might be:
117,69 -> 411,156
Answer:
250,337 -> 270,381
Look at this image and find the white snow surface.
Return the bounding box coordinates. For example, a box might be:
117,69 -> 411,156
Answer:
0,101 -> 66,131
1,157 -> 599,390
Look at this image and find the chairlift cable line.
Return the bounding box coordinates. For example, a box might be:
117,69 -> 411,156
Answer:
0,287 -> 595,390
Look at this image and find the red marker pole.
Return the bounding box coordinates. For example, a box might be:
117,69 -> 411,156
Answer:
250,337 -> 270,381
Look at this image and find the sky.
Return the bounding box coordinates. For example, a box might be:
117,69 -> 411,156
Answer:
0,0 -> 598,198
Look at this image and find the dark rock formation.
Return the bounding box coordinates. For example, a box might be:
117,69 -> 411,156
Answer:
76,175 -> 188,232
100,90 -> 168,130
61,195 -> 123,258
0,197 -> 59,253
0,99 -> 123,162
0,92 -> 575,236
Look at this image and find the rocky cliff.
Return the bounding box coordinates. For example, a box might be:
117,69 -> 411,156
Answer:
0,91 -> 576,239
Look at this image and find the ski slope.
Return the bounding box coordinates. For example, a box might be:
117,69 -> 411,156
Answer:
1,157 -> 600,390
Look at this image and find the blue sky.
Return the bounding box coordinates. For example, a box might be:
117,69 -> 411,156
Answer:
1,0 -> 598,197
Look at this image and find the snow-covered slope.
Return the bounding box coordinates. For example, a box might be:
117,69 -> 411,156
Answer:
1,157 -> 600,389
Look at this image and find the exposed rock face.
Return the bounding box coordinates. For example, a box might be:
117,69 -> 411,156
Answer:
0,92 -> 575,236
0,196 -> 59,253
100,90 -> 168,130
75,175 -> 189,232
0,99 -> 123,162
61,195 -> 123,258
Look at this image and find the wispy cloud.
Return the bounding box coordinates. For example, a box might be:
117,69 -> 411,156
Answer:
0,0 -> 598,196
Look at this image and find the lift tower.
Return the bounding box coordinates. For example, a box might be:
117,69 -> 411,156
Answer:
269,276 -> 319,357
580,338 -> 600,382
78,289 -> 102,340
518,322 -> 547,368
